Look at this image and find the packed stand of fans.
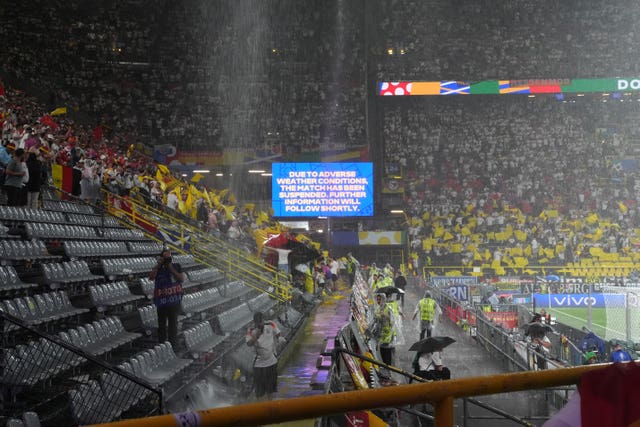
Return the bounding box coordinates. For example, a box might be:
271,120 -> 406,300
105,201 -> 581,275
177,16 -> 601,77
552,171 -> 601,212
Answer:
0,85 -> 277,257
373,0 -> 640,80
0,0 -> 366,153
384,95 -> 640,276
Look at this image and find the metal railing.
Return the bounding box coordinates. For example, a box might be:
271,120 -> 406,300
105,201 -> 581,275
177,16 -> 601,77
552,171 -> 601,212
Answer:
83,362 -> 620,427
0,312 -> 162,424
98,190 -> 293,302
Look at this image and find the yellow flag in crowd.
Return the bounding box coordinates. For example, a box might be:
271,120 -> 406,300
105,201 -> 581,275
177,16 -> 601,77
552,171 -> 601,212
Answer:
202,187 -> 212,207
191,173 -> 203,183
50,107 -> 67,116
157,164 -> 170,175
256,211 -> 270,225
224,205 -> 236,220
618,201 -> 628,214
586,213 -> 599,224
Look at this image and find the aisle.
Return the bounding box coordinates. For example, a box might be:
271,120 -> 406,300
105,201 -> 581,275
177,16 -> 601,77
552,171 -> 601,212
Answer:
277,283 -> 351,399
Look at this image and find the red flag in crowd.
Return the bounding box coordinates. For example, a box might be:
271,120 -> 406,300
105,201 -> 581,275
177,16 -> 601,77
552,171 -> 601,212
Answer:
92,125 -> 103,141
39,114 -> 58,130
0,81 -> 5,98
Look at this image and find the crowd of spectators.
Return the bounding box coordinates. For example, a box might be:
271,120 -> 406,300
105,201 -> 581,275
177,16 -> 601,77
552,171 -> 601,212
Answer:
385,95 -> 640,274
0,0 -> 366,153
374,0 -> 640,80
4,0 -> 640,277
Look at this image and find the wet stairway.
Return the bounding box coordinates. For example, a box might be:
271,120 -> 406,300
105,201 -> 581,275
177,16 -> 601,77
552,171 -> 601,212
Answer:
277,283 -> 352,399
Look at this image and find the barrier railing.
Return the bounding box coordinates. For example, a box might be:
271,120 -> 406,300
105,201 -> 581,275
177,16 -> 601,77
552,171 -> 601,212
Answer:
0,312 -> 162,424
99,190 -> 292,302
83,362 -> 621,427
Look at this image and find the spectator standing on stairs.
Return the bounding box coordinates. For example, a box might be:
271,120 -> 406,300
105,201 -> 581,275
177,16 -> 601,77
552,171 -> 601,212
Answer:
246,311 -> 281,401
149,249 -> 184,349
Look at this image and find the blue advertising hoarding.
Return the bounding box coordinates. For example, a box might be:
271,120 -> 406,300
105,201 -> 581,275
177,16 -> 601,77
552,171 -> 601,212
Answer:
533,293 -> 626,308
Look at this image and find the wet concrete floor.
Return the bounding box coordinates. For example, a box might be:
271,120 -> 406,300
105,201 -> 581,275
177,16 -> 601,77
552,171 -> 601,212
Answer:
273,279 -> 553,426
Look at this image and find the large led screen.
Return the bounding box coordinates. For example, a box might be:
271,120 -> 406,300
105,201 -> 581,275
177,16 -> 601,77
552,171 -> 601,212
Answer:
272,162 -> 374,217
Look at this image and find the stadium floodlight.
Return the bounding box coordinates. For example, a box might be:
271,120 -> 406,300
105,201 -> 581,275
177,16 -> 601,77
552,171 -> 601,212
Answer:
192,170 -> 210,173
248,169 -> 265,174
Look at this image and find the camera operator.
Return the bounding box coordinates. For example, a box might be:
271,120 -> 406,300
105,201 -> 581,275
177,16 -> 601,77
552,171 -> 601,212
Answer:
149,249 -> 184,348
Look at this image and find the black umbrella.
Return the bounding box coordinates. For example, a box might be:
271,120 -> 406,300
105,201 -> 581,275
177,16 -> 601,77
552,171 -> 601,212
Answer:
375,286 -> 403,296
522,322 -> 554,338
409,336 -> 456,353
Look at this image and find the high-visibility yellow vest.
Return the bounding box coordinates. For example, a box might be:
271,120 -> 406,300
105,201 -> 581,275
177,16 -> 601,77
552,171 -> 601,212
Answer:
388,300 -> 400,316
378,305 -> 395,344
419,298 -> 436,321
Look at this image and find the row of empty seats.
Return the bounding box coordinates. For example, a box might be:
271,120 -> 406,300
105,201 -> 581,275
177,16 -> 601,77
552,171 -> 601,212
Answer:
4,411 -> 41,427
89,281 -> 144,309
101,257 -> 156,277
68,341 -> 189,425
66,213 -> 120,228
186,267 -> 224,285
42,260 -> 102,284
58,317 -> 142,356
64,241 -> 130,258
247,293 -> 278,315
0,265 -> 38,292
126,241 -> 164,255
0,206 -> 65,223
102,228 -> 146,241
181,280 -> 252,316
26,223 -> 98,240
3,338 -> 82,386
183,321 -> 227,355
43,200 -> 95,215
0,239 -> 58,261
1,290 -> 88,328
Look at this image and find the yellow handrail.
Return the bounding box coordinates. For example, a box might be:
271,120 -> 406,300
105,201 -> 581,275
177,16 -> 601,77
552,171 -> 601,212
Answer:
86,362 -> 619,427
100,191 -> 292,301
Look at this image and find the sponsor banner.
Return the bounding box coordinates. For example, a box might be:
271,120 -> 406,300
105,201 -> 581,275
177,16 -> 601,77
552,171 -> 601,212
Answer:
445,285 -> 470,301
534,276 -> 639,294
378,77 -> 640,96
533,293 -> 635,308
431,276 -> 477,288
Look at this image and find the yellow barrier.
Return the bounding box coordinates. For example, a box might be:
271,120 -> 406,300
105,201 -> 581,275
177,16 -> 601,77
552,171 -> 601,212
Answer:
101,191 -> 293,301
86,362 -> 617,427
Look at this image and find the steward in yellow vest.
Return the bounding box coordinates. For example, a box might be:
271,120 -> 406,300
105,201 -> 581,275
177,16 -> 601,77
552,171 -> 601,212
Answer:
412,292 -> 438,339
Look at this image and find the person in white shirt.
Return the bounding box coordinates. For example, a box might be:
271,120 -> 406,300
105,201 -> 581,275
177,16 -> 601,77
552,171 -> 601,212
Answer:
415,349 -> 451,381
166,191 -> 178,210
246,312 -> 282,400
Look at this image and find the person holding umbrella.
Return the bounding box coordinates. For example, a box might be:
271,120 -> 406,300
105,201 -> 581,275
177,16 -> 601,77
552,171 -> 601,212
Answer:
409,336 -> 455,381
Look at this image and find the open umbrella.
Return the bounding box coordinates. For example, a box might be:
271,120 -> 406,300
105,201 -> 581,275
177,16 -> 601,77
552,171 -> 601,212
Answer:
522,322 -> 554,338
409,336 -> 456,353
375,286 -> 402,296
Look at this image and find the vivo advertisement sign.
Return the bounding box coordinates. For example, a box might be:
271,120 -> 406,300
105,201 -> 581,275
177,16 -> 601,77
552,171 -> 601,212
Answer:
533,293 -> 629,308
272,162 -> 374,217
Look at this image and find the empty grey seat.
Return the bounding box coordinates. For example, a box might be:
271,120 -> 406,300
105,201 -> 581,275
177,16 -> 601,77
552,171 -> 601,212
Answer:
216,303 -> 253,334
184,321 -> 227,354
0,266 -> 38,291
247,293 -> 278,315
22,411 -> 42,427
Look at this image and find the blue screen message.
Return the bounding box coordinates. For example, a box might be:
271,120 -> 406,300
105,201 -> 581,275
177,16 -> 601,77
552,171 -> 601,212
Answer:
272,162 -> 374,217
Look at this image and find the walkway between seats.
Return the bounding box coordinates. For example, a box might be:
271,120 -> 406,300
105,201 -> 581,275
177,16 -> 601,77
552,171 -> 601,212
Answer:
274,278 -> 552,426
